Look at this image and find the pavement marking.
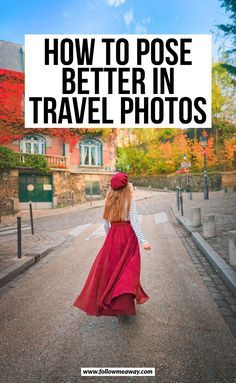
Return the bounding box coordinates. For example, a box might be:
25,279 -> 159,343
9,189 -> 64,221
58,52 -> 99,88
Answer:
85,224 -> 105,241
0,225 -> 31,235
85,217 -> 143,241
68,224 -> 92,237
154,212 -> 168,224
0,224 -> 29,231
138,215 -> 143,223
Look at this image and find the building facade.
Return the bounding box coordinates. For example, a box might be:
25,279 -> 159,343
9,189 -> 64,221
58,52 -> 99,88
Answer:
0,40 -> 117,211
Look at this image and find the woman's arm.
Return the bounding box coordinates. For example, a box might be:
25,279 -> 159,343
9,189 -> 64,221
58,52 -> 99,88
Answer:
103,219 -> 110,234
129,199 -> 146,244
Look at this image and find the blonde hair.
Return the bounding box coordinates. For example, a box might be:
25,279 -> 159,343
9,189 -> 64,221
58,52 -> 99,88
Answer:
102,182 -> 133,222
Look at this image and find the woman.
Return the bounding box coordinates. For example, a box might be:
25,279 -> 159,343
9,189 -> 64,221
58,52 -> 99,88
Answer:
73,172 -> 151,322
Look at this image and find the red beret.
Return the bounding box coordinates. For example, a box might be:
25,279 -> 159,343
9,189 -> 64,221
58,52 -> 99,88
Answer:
110,172 -> 128,190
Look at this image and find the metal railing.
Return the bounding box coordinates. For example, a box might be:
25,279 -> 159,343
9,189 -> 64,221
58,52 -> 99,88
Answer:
77,167 -> 115,173
45,154 -> 68,169
17,152 -> 68,169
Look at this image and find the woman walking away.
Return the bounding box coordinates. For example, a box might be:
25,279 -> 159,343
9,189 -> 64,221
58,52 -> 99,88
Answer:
73,172 -> 151,323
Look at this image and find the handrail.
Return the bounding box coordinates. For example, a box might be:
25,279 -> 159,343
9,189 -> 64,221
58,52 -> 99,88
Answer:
17,152 -> 68,169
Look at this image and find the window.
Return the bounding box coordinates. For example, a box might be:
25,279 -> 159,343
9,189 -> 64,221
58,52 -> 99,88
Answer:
62,142 -> 66,156
85,181 -> 100,195
20,135 -> 46,155
80,139 -> 102,166
21,91 -> 25,117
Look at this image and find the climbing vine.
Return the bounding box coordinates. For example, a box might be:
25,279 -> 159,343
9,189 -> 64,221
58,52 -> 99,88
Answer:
0,68 -> 114,148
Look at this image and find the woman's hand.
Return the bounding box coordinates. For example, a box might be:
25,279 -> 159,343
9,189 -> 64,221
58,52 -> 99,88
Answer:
142,241 -> 151,250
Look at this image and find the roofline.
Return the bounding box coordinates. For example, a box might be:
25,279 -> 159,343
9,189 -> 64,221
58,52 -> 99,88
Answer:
0,39 -> 23,48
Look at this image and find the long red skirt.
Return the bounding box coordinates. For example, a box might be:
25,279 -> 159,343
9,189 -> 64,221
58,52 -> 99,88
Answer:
73,220 -> 149,316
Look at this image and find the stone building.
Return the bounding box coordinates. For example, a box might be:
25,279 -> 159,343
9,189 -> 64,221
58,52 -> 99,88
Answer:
0,40 -> 117,211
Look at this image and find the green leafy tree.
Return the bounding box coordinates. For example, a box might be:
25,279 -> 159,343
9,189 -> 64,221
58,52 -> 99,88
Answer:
217,0 -> 236,76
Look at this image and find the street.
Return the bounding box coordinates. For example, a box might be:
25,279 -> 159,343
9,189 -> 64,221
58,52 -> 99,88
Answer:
1,193 -> 236,383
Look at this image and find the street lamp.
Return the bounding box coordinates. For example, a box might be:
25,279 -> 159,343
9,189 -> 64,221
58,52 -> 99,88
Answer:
183,153 -> 189,192
176,168 -> 181,188
201,136 -> 209,200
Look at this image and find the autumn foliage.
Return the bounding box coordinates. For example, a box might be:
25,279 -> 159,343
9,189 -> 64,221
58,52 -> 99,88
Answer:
117,128 -> 236,175
116,62 -> 236,175
0,67 -> 235,174
0,69 -> 24,142
0,68 -> 114,149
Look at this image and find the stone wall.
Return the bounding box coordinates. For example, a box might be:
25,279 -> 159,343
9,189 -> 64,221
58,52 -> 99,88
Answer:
52,171 -> 85,207
0,169 -> 19,216
97,174 -> 112,197
130,171 -> 236,191
221,171 -> 236,188
52,171 -> 114,207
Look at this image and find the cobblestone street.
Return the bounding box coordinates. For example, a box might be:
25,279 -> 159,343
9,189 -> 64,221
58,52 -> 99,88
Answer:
1,190 -> 236,382
170,210 -> 236,337
178,190 -> 236,267
0,189 -> 169,273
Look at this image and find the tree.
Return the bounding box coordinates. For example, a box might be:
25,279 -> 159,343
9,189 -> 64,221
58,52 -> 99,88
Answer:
217,0 -> 236,76
212,62 -> 236,147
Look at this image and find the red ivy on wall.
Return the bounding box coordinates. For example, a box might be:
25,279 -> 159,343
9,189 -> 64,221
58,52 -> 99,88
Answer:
0,68 -> 113,148
0,69 -> 24,143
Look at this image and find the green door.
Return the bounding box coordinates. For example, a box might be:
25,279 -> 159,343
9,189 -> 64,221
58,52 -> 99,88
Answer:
19,174 -> 52,203
85,181 -> 100,196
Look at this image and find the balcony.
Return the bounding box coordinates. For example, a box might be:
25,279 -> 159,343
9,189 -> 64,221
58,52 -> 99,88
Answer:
72,165 -> 116,175
45,154 -> 68,169
77,166 -> 112,172
16,153 -> 115,173
17,153 -> 68,170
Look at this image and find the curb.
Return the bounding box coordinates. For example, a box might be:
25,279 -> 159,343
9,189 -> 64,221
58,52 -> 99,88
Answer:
135,186 -> 173,193
0,235 -> 66,288
0,256 -> 35,288
192,232 -> 236,296
171,205 -> 236,297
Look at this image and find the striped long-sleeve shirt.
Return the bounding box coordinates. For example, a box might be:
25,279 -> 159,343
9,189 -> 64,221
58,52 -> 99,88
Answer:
103,198 -> 146,244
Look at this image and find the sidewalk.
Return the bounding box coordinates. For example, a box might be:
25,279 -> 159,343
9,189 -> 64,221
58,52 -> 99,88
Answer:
175,191 -> 236,267
0,187 -> 158,226
0,188 -> 159,287
172,190 -> 236,295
